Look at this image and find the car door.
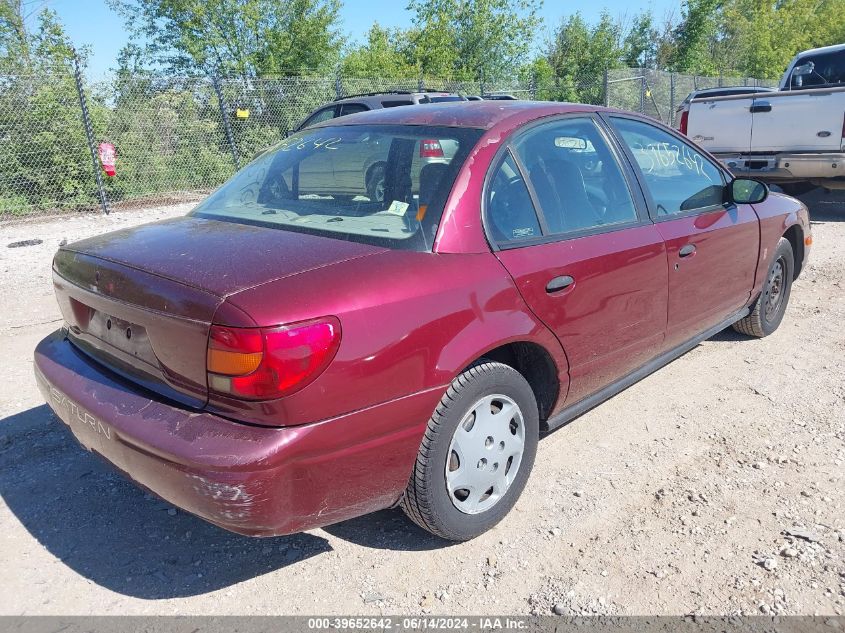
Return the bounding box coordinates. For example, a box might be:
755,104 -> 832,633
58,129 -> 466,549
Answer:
333,103 -> 374,192
606,115 -> 760,350
488,115 -> 668,406
294,106 -> 339,194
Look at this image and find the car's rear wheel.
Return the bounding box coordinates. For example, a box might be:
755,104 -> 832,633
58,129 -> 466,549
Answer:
733,237 -> 794,337
401,361 -> 538,541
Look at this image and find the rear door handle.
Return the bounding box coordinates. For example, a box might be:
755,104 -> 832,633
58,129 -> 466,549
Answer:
750,102 -> 772,113
678,244 -> 696,258
546,275 -> 575,293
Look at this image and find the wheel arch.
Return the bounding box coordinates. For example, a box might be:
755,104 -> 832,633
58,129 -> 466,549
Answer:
782,223 -> 804,279
458,340 -> 566,423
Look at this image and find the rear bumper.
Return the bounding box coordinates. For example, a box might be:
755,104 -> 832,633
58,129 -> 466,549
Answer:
34,330 -> 439,536
716,152 -> 845,181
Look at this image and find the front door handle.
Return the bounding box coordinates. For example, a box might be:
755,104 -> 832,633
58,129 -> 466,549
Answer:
546,275 -> 575,293
750,102 -> 772,113
679,244 -> 697,258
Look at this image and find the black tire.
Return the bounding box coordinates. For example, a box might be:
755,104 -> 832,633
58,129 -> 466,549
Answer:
400,361 -> 539,541
733,237 -> 794,337
366,163 -> 386,203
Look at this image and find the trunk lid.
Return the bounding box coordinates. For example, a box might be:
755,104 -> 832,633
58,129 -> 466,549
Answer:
54,216 -> 385,407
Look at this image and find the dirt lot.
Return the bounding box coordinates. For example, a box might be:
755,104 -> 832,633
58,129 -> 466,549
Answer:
0,191 -> 843,616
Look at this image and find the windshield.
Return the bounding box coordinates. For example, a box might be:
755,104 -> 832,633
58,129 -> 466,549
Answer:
192,124 -> 483,252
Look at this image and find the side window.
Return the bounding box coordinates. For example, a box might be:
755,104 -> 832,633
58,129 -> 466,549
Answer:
301,106 -> 336,129
339,103 -> 369,116
486,153 -> 541,243
610,117 -> 725,217
790,50 -> 845,89
511,118 -> 638,234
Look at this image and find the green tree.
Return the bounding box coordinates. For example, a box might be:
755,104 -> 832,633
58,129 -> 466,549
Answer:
107,0 -> 344,77
721,0 -> 845,78
544,12 -> 623,102
668,0 -> 721,74
340,23 -> 417,77
406,0 -> 541,81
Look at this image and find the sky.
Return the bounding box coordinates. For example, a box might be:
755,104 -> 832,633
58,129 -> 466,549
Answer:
43,0 -> 680,77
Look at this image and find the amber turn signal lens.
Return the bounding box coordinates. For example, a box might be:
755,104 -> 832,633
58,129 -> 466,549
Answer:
805,235 -> 813,246
207,325 -> 264,376
207,348 -> 262,376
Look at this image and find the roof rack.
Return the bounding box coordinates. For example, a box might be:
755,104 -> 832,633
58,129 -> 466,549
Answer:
334,88 -> 456,101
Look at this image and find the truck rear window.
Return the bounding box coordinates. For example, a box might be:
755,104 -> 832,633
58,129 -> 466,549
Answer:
192,124 -> 483,252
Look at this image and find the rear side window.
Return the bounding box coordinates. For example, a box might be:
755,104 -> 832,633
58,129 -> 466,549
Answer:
339,103 -> 369,116
300,106 -> 336,129
511,117 -> 638,234
610,117 -> 725,217
192,125 -> 483,252
486,153 -> 541,243
790,49 -> 845,89
381,100 -> 414,108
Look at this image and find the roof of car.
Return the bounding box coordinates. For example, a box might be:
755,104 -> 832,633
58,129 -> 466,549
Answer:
309,100 -> 598,131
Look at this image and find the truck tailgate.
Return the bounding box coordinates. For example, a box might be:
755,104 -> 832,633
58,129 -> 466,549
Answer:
687,96 -> 754,153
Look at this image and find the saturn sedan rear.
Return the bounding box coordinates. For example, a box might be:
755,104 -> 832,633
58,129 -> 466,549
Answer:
35,101 -> 808,541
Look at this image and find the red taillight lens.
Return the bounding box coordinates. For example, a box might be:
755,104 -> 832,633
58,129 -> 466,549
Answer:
680,110 -> 689,136
420,139 -> 444,158
207,317 -> 341,401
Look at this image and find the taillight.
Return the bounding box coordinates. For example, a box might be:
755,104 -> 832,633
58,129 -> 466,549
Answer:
420,139 -> 444,158
207,317 -> 341,400
680,110 -> 689,136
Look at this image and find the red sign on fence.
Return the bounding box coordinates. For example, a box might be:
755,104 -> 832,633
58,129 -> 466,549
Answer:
98,142 -> 116,177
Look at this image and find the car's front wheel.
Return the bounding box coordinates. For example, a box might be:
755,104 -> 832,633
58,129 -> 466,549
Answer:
401,361 -> 539,541
733,237 -> 794,337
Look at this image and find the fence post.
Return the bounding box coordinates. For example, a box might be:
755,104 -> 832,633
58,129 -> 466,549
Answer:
640,75 -> 645,113
334,68 -> 343,100
72,51 -> 110,215
669,72 -> 676,126
212,74 -> 240,170
418,75 -> 424,92
603,68 -> 609,107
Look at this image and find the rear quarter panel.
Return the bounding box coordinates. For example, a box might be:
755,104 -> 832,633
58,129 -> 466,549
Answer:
215,250 -> 569,427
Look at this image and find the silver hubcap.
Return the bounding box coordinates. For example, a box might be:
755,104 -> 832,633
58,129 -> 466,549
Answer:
445,394 -> 525,515
764,258 -> 785,319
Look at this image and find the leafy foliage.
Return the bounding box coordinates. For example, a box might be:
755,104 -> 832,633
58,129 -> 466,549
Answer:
106,0 -> 344,76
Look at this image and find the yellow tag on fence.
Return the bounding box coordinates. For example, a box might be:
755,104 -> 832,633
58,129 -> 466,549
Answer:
236,108 -> 250,119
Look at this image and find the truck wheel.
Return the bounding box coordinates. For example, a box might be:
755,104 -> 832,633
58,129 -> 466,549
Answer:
401,361 -> 539,541
733,237 -> 794,338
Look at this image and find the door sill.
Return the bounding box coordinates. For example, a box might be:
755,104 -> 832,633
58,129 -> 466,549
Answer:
544,307 -> 751,433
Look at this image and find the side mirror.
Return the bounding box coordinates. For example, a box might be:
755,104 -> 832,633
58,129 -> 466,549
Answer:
792,62 -> 814,77
730,178 -> 768,204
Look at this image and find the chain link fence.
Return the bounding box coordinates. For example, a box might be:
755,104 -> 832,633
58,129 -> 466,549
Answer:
0,64 -> 775,219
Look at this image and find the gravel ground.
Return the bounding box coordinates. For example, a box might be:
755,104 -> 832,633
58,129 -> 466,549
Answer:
0,191 -> 843,616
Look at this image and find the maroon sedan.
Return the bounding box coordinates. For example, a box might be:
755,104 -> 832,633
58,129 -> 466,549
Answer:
34,102 -> 811,541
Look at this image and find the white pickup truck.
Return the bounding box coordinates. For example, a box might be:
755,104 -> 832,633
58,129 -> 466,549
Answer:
687,43 -> 845,193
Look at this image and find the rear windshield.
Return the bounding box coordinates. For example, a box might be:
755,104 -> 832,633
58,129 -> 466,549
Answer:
192,124 -> 483,251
